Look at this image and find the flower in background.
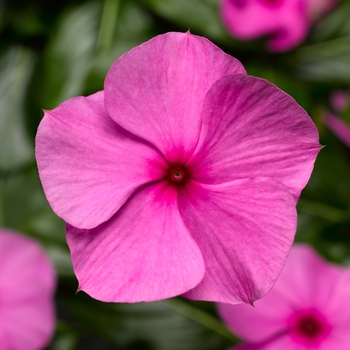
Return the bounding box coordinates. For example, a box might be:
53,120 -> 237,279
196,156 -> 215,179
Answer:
324,90 -> 350,147
220,0 -> 338,52
36,32 -> 320,304
0,229 -> 56,350
218,244 -> 350,349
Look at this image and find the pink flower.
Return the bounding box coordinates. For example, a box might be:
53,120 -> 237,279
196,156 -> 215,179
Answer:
218,244 -> 350,349
0,229 -> 56,350
35,32 -> 320,304
220,0 -> 338,52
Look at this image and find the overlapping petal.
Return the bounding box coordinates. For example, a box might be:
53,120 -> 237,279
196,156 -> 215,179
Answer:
36,91 -> 167,229
66,182 -> 205,302
104,32 -> 246,163
189,74 -> 321,202
219,245 -> 350,349
178,178 -> 296,304
0,229 -> 56,350
268,245 -> 344,308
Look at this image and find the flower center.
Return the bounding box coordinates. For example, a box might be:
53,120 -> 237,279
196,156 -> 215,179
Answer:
296,316 -> 322,338
169,166 -> 186,183
259,0 -> 284,8
230,0 -> 247,9
289,309 -> 331,346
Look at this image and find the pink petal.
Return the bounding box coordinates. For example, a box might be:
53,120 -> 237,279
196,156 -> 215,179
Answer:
3,299 -> 55,350
36,91 -> 167,229
0,229 -> 56,350
220,0 -> 309,51
104,32 -> 246,163
178,178 -> 296,304
189,74 -> 321,202
218,297 -> 291,343
324,113 -> 350,148
66,182 -> 205,302
321,322 -> 350,350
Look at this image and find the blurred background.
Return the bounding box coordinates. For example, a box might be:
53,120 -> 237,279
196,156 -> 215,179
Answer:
1,0 -> 350,349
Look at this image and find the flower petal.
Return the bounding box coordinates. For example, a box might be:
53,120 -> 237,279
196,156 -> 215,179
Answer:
104,32 -> 246,163
218,298 -> 291,343
3,299 -> 55,350
0,230 -> 56,301
66,182 -> 205,302
36,91 -> 166,229
178,178 -> 296,304
0,230 -> 56,350
189,74 -> 321,202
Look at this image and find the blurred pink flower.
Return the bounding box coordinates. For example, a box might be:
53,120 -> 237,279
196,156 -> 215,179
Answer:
330,90 -> 348,112
0,229 -> 56,350
324,113 -> 350,148
220,0 -> 338,52
323,91 -> 350,147
36,32 -> 320,304
218,244 -> 350,349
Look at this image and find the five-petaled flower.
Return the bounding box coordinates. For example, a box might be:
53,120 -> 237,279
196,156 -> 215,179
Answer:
0,229 -> 56,350
220,0 -> 337,52
35,32 -> 320,304
218,244 -> 350,349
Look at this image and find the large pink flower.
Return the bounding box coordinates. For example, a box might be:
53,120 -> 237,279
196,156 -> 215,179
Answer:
0,229 -> 56,350
220,0 -> 337,52
218,244 -> 350,349
35,32 -> 320,304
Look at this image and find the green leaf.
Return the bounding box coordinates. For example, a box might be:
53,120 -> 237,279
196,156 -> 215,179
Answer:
136,0 -> 231,44
0,47 -> 35,171
295,1 -> 350,84
2,165 -> 73,276
65,294 -> 233,350
41,1 -> 101,109
84,0 -> 155,94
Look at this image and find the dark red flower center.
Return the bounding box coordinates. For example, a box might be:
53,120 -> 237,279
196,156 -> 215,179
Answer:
289,309 -> 331,346
230,0 -> 247,9
262,0 -> 281,4
169,166 -> 186,183
259,0 -> 284,8
295,315 -> 323,338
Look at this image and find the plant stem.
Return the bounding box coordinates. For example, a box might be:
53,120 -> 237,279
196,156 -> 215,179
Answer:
96,0 -> 120,53
297,198 -> 348,222
161,298 -> 239,343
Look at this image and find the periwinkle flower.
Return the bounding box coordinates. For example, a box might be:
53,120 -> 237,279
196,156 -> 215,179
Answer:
36,32 -> 320,304
0,229 -> 56,350
218,245 -> 350,349
220,0 -> 337,52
